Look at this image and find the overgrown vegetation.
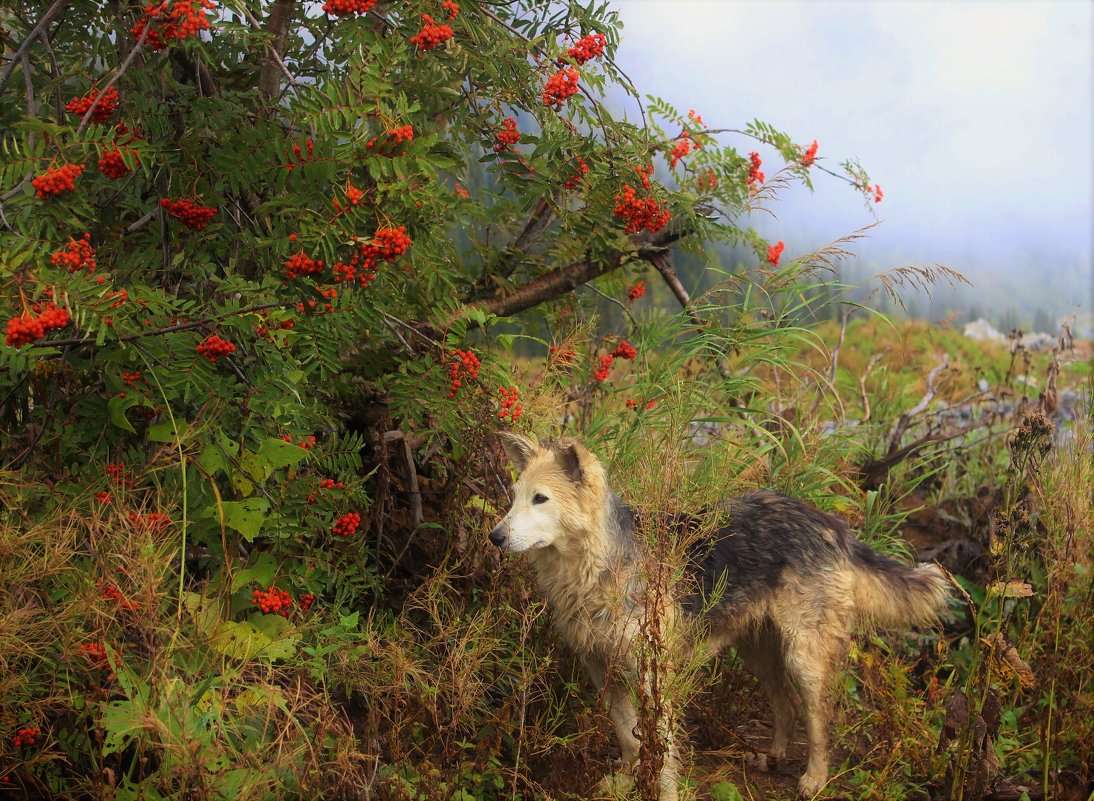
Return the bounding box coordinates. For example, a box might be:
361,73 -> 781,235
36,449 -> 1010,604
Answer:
1,2 -> 1090,799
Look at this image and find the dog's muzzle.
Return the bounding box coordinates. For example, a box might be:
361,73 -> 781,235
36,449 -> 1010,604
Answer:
488,521 -> 508,548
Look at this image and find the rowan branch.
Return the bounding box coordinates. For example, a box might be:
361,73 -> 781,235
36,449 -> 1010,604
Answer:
0,0 -> 69,97
646,251 -> 705,328
468,223 -> 688,321
251,0 -> 297,100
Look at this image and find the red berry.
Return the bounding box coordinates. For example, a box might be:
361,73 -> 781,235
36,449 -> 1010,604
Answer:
131,0 -> 215,51
543,67 -> 580,108
65,86 -> 119,123
160,197 -> 217,230
410,14 -> 453,51
32,164 -> 84,199
332,511 -> 361,537
196,334 -> 236,363
562,33 -> 606,66
50,233 -> 96,274
322,0 -> 376,17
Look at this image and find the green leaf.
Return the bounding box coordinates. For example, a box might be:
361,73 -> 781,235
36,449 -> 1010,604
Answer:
147,419 -> 181,443
711,781 -> 745,801
230,551 -> 279,592
220,498 -> 271,542
107,394 -> 137,433
258,437 -> 310,470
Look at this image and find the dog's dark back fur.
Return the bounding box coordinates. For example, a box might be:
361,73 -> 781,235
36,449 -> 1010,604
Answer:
614,489 -> 943,626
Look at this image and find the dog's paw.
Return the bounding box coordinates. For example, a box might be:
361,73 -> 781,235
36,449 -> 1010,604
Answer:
796,771 -> 826,798
745,751 -> 769,772
595,768 -> 635,799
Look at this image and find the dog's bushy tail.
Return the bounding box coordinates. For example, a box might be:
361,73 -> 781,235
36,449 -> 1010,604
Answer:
848,540 -> 950,627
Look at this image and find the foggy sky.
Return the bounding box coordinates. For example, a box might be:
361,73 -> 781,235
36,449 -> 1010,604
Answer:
611,0 -> 1094,318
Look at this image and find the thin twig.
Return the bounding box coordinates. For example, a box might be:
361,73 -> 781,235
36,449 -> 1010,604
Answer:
0,0 -> 69,97
76,22 -> 150,135
42,302 -> 287,350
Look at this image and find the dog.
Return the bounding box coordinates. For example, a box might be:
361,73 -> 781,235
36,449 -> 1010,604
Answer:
490,433 -> 949,799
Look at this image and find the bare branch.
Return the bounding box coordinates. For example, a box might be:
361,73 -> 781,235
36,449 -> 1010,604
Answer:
76,22 -> 151,134
0,0 -> 69,97
646,252 -> 705,328
248,0 -> 298,100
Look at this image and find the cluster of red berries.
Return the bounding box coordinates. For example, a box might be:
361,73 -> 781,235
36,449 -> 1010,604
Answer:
77,642 -> 111,672
543,67 -> 579,108
197,334 -> 236,363
872,183 -> 883,203
333,184 -> 365,211
747,152 -> 764,190
669,131 -> 692,169
284,138 -> 315,171
448,348 -> 480,397
494,118 -> 521,153
592,354 -> 614,382
801,140 -> 818,167
32,163 -> 84,199
296,286 -> 338,315
253,585 -> 293,616
611,340 -> 637,360
96,491 -> 112,505
366,124 -> 414,157
98,123 -> 142,179
627,280 -> 645,303
105,461 -> 135,488
332,226 -> 412,287
51,233 -> 96,274
306,477 -> 344,505
131,0 -> 216,51
5,303 -> 70,347
12,727 -> 40,747
281,434 -> 317,449
128,511 -> 171,534
454,184 -> 470,199
322,0 -> 376,17
98,146 -> 131,179
332,511 -> 361,537
548,344 -> 576,365
563,32 -> 606,65
255,318 -> 294,338
298,593 -> 315,614
590,342 -> 637,382
66,86 -> 119,123
409,14 -> 453,51
696,169 -> 718,192
498,386 -> 523,422
563,158 -> 588,189
160,197 -> 217,230
688,108 -> 705,127
100,582 -> 139,611
441,0 -> 459,19
105,289 -> 128,310
625,397 -> 657,410
613,185 -> 670,235
767,241 -> 785,267
285,252 -> 325,280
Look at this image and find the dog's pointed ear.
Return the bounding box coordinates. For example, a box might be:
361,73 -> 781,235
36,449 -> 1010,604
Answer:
499,432 -> 537,472
553,441 -> 584,485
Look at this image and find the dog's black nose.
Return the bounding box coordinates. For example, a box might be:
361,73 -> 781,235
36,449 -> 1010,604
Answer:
489,522 -> 508,548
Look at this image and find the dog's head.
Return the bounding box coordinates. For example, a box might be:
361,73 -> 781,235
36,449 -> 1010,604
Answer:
490,432 -> 605,553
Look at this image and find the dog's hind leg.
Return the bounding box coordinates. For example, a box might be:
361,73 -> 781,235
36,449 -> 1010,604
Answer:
736,623 -> 798,765
586,657 -> 642,767
782,617 -> 849,797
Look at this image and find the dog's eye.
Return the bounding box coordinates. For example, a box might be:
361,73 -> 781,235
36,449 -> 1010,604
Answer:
532,493 -> 549,505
